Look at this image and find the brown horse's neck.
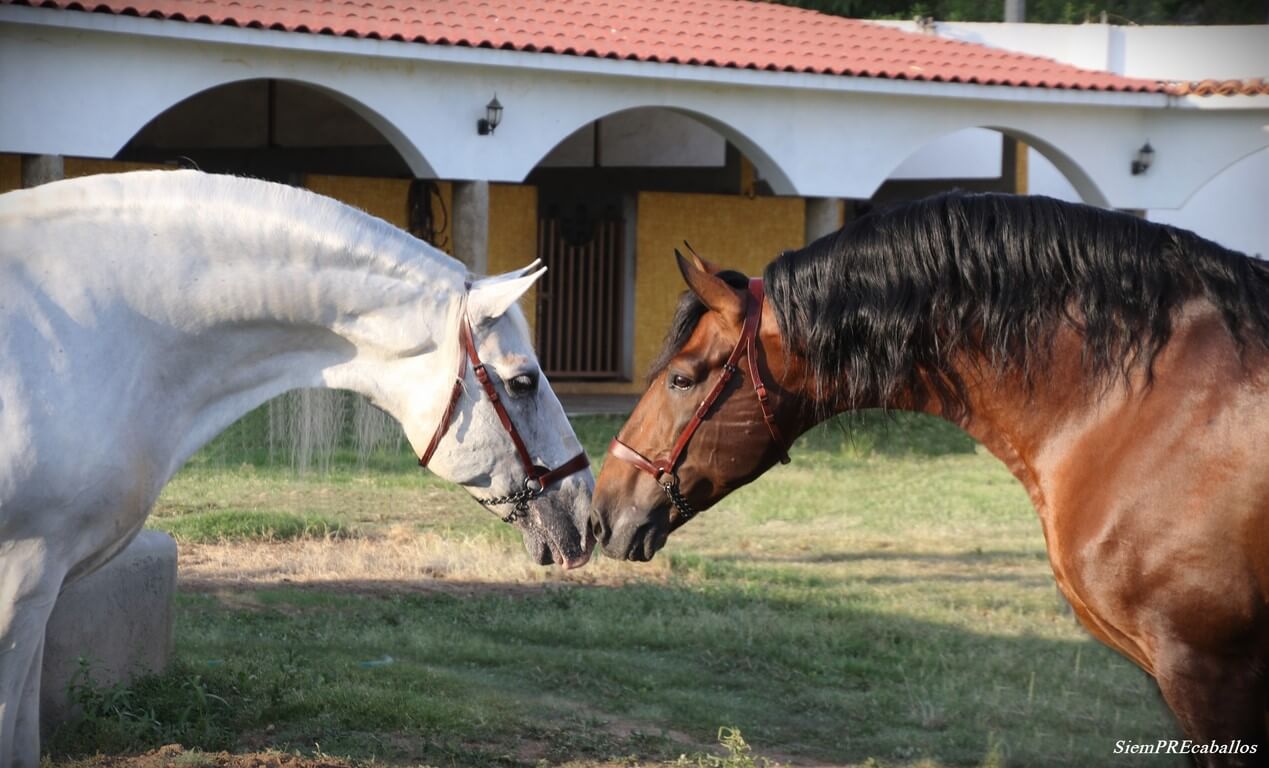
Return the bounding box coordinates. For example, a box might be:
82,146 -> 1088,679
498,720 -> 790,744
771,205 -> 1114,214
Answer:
902,331 -> 1095,517
868,301 -> 1266,522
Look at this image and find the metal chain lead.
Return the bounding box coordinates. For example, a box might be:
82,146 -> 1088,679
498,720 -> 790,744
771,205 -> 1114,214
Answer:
662,478 -> 697,524
475,477 -> 544,524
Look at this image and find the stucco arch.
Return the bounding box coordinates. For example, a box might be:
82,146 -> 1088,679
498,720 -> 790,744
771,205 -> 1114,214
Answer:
115,77 -> 436,178
985,125 -> 1109,208
522,104 -> 796,193
1168,143 -> 1269,211
876,123 -> 1109,208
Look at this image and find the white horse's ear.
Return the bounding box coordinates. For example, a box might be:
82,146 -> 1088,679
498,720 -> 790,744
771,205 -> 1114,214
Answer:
511,259 -> 543,278
468,266 -> 546,324
475,260 -> 542,286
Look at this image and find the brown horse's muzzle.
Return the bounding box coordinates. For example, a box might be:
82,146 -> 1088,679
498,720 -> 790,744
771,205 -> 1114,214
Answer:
590,458 -> 667,560
589,496 -> 670,561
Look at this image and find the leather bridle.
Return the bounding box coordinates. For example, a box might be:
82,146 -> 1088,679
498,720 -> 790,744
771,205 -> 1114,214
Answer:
607,278 -> 791,524
418,302 -> 590,524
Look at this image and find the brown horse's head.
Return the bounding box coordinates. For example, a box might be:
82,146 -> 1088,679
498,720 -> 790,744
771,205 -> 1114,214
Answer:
590,250 -> 811,561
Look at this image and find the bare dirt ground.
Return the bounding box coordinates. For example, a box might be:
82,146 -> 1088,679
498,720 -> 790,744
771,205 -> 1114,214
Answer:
59,743 -> 660,768
56,743 -> 357,768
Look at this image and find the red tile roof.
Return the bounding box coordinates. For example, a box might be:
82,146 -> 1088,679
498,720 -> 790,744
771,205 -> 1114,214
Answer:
6,0 -> 1168,93
1167,78 -> 1269,97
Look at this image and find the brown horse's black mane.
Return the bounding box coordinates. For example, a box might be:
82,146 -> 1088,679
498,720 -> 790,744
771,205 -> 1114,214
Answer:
654,191 -> 1269,416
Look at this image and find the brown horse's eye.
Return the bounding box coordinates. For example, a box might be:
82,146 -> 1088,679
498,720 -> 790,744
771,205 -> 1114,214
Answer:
669,373 -> 694,391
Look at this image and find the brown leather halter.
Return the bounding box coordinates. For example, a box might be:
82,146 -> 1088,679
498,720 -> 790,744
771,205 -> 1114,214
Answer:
418,304 -> 590,524
607,278 -> 791,522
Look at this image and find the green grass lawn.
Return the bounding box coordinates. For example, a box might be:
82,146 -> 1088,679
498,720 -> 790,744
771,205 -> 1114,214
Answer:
47,411 -> 1180,767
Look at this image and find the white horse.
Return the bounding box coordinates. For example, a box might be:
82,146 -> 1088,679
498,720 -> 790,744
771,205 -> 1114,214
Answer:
0,170 -> 594,768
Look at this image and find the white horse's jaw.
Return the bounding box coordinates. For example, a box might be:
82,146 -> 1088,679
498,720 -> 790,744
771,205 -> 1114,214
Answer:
526,470 -> 596,569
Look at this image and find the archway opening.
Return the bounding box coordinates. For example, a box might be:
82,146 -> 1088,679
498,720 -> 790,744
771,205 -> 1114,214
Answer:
864,126 -> 1104,218
118,80 -> 444,471
117,79 -> 414,181
1149,147 -> 1268,258
524,107 -> 797,390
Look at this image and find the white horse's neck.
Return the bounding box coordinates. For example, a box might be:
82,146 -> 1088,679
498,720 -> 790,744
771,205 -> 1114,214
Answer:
1,170 -> 465,481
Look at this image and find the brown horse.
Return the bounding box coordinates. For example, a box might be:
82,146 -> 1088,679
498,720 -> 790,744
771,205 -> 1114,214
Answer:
590,192 -> 1269,765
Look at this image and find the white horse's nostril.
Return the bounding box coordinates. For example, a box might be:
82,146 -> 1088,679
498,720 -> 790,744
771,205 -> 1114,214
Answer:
562,549 -> 592,570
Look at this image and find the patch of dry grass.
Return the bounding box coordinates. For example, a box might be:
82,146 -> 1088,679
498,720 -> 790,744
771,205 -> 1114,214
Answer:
176,526 -> 669,594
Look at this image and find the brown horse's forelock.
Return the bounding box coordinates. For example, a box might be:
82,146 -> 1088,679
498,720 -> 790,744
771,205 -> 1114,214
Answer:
647,269 -> 752,383
763,191 -> 1269,418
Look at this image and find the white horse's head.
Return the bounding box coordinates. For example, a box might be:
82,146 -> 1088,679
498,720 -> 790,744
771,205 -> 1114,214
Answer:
405,263 -> 594,568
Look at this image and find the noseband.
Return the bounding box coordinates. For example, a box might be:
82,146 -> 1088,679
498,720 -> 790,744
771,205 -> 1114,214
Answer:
608,278 -> 791,523
418,301 -> 590,524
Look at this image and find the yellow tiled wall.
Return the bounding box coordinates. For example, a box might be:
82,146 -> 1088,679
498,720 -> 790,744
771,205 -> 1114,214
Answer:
0,154 -> 20,194
0,154 -> 169,194
488,183 -> 540,330
554,190 -> 804,395
305,174 -> 454,256
64,157 -> 168,178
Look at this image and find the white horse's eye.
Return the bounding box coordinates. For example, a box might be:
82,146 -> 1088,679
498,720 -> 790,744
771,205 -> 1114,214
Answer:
507,373 -> 538,397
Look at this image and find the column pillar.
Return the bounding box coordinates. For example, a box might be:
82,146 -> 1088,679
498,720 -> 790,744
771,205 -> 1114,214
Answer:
804,197 -> 844,245
452,180 -> 490,275
21,154 -> 64,188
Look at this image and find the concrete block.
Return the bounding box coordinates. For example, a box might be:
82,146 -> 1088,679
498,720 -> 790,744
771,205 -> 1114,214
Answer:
40,531 -> 178,733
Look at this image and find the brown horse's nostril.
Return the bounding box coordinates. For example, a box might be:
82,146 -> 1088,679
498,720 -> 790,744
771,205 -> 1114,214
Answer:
589,510 -> 610,545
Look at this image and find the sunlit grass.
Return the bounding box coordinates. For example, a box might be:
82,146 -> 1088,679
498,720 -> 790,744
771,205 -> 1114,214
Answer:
149,508 -> 349,543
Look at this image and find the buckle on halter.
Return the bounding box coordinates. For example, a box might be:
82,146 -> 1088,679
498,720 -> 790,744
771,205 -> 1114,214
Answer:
524,476 -> 543,494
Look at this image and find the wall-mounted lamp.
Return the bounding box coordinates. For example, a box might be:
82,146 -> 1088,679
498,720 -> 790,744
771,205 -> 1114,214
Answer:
1130,141 -> 1154,175
477,95 -> 503,136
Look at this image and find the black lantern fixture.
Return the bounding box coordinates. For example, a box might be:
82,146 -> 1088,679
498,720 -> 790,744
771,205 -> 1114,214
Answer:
1130,141 -> 1154,175
477,95 -> 503,136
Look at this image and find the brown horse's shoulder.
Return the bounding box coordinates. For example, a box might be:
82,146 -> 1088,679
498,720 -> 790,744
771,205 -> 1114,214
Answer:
1026,300 -> 1269,670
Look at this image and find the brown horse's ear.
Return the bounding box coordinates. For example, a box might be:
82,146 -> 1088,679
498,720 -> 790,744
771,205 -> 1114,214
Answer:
682,241 -> 723,275
675,249 -> 744,323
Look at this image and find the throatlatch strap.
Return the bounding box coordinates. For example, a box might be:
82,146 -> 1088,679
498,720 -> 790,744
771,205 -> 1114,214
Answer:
746,280 -> 791,465
419,327 -> 469,468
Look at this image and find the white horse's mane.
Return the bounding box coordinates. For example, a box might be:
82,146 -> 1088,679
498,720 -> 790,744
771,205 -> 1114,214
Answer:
2,170 -> 475,358
0,169 -> 465,286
